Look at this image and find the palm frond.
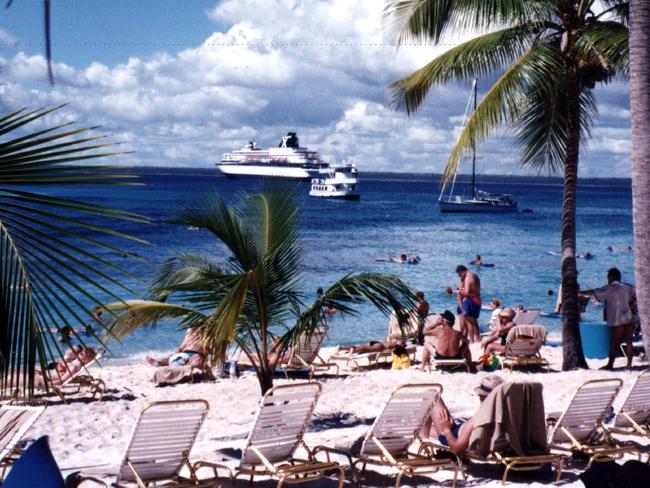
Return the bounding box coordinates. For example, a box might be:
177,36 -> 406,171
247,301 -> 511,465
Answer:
443,43 -> 563,181
383,0 -> 555,44
106,300 -> 205,339
388,23 -> 539,113
574,21 -> 629,75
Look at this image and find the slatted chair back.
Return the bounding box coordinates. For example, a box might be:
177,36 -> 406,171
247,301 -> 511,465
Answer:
58,352 -> 102,387
360,383 -> 441,458
550,379 -> 622,444
241,382 -> 322,467
0,406 -> 45,461
387,312 -> 418,339
504,326 -> 547,358
513,309 -> 541,326
117,400 -> 209,483
287,331 -> 326,368
614,370 -> 650,428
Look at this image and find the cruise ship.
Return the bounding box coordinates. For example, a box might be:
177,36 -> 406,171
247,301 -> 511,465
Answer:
218,132 -> 330,180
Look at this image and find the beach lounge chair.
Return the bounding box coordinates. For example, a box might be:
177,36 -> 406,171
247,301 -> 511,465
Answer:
277,329 -> 339,379
81,399 -> 211,487
194,382 -> 344,488
607,370 -> 650,440
316,383 -> 459,488
51,350 -> 106,403
548,378 -> 640,467
329,343 -> 416,371
513,309 -> 541,326
465,382 -> 562,484
0,405 -> 45,479
428,353 -> 470,373
498,325 -> 550,371
386,311 -> 418,342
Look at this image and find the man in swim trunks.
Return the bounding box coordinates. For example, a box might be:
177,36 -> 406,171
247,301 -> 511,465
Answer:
456,265 -> 481,343
418,311 -> 472,372
423,375 -> 505,454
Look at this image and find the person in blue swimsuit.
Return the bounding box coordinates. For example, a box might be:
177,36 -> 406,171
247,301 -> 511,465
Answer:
422,375 -> 504,455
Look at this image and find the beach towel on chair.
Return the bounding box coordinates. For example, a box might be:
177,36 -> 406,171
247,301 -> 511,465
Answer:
153,365 -> 193,385
469,382 -> 548,457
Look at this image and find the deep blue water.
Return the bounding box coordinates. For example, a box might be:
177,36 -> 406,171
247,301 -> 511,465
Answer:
48,168 -> 635,359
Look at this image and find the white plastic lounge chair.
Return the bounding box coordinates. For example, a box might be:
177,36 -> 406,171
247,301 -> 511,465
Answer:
513,309 -> 541,325
428,353 -> 470,372
548,378 -> 640,467
277,330 -> 339,379
607,370 -> 650,439
81,399 -> 211,487
0,405 -> 45,479
194,382 -> 344,488
316,383 -> 459,488
52,350 -> 105,403
329,343 -> 416,371
498,325 -> 550,371
386,311 -> 418,342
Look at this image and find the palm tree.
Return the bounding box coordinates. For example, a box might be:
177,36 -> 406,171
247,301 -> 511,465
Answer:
629,0 -> 650,356
0,106 -> 148,398
384,0 -> 629,370
107,188 -> 415,394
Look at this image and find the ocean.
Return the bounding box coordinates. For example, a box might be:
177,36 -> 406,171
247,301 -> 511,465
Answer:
54,168 -> 635,360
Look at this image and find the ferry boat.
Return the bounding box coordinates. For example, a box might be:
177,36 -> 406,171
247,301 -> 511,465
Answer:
218,132 -> 329,180
309,165 -> 360,200
438,80 -> 517,213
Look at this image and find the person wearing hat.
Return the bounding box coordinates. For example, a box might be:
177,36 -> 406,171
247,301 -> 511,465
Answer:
418,311 -> 472,372
423,375 -> 505,455
481,307 -> 517,353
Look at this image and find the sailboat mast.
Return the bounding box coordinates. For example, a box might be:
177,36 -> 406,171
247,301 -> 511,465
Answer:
471,79 -> 477,199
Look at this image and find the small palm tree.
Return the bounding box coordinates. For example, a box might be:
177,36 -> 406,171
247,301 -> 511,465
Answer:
0,106 -> 148,397
629,0 -> 650,356
107,188 -> 415,394
384,0 -> 629,370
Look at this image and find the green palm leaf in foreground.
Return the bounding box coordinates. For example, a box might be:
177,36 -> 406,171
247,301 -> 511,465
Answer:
108,188 -> 415,394
385,0 -> 629,370
0,106 -> 148,397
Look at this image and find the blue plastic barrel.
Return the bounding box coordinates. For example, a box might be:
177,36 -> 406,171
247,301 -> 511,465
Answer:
579,322 -> 613,359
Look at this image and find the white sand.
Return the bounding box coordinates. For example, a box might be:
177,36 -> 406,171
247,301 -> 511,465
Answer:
23,343 -> 649,487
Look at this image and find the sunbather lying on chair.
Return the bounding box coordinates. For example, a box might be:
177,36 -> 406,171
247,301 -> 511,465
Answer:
33,347 -> 98,388
422,375 -> 504,455
337,340 -> 405,354
146,326 -> 206,368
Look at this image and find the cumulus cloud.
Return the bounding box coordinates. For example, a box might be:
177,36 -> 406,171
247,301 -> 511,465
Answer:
0,0 -> 632,176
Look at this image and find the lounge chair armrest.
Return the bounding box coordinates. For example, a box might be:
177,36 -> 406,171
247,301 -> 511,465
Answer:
69,474 -> 109,487
311,444 -> 355,467
192,460 -> 234,480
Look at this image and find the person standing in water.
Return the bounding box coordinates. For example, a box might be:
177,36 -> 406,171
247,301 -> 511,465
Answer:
455,265 -> 481,343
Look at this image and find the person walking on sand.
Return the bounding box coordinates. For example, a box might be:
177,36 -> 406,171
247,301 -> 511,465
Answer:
455,265 -> 481,343
581,268 -> 638,370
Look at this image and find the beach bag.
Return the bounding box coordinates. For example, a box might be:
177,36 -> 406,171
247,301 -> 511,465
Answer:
478,352 -> 499,371
391,353 -> 411,370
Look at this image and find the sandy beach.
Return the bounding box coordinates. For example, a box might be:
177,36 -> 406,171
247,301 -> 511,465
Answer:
19,342 -> 647,487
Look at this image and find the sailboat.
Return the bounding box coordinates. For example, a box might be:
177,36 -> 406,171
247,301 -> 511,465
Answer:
438,79 -> 517,213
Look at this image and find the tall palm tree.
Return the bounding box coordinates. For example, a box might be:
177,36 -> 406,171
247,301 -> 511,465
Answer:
384,0 -> 629,370
0,106 -> 148,397
107,188 -> 415,394
629,0 -> 650,356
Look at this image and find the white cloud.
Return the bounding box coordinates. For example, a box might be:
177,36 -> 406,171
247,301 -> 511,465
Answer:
0,0 -> 632,176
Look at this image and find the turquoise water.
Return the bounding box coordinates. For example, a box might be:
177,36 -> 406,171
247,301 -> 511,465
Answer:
52,168 -> 635,359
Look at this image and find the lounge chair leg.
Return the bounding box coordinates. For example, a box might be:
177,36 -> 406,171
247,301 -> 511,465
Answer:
502,462 -> 513,484
277,474 -> 287,488
394,469 -> 405,488
336,465 -> 345,488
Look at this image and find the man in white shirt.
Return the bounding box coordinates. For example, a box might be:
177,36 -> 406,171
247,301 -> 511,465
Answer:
581,268 -> 637,370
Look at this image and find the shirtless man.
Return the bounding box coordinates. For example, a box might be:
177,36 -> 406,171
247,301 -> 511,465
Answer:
419,311 -> 471,372
423,375 -> 505,455
455,265 -> 481,343
481,308 -> 516,353
146,326 -> 206,368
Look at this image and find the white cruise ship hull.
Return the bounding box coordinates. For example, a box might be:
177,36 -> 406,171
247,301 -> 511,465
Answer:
218,164 -> 316,180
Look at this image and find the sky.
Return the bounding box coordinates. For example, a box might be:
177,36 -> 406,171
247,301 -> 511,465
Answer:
0,0 -> 632,176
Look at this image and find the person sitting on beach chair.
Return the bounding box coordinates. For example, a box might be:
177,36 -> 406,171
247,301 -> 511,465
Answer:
418,311 -> 472,372
34,347 -> 98,388
146,326 -> 206,368
422,375 -> 505,455
481,308 -> 516,353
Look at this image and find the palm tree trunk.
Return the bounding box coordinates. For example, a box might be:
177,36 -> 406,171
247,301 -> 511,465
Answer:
561,75 -> 588,370
630,0 -> 650,359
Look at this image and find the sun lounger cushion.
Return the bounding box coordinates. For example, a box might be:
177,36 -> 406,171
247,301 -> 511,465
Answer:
153,365 -> 193,385
469,383 -> 548,458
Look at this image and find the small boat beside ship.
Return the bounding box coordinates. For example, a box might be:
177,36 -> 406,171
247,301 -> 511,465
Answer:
309,165 -> 360,200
